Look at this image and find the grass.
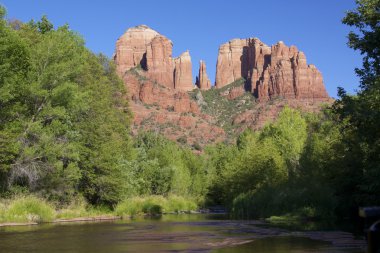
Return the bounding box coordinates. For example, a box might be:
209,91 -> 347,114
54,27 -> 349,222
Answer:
2,196 -> 55,223
115,195 -> 198,217
54,197 -> 113,219
0,194 -> 198,224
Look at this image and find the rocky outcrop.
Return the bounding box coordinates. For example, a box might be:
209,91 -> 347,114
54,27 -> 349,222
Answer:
115,26 -> 332,147
196,60 -> 211,90
123,69 -> 198,113
146,35 -> 174,88
215,39 -> 250,88
174,51 -> 194,91
114,25 -> 159,76
115,25 -> 194,91
123,69 -> 225,146
215,38 -> 329,101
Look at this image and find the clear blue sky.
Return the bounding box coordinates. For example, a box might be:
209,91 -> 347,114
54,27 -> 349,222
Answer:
1,0 -> 362,98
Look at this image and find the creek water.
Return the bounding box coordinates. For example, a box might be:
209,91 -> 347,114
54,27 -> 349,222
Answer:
0,214 -> 366,253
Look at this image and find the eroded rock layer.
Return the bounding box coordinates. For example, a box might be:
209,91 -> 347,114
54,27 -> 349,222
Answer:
196,60 -> 211,90
114,25 -> 194,91
215,38 -> 329,100
115,25 -> 332,147
174,51 -> 194,91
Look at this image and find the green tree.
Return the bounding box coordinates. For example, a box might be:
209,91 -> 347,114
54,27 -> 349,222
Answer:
0,14 -> 134,206
332,0 -> 380,214
0,6 -> 30,188
36,15 -> 53,34
260,107 -> 307,177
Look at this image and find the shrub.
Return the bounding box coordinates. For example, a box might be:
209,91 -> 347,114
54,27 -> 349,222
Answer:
4,196 -> 55,223
115,195 -> 198,217
177,136 -> 187,145
115,197 -> 145,217
55,196 -> 89,219
192,142 -> 202,151
166,195 -> 197,212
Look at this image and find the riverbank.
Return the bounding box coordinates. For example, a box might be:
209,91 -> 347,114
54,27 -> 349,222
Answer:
0,215 -> 121,227
0,194 -> 199,226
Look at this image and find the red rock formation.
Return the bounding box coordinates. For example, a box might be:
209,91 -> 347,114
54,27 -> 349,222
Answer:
174,51 -> 194,91
123,70 -> 225,146
196,60 -> 211,90
215,38 -> 329,100
124,70 -> 198,114
115,25 -> 194,91
145,35 -> 174,88
114,25 -> 159,76
115,26 -> 331,147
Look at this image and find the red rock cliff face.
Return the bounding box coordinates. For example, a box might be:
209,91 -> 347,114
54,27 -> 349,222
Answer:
196,60 -> 211,90
174,51 -> 194,91
114,25 -> 194,91
215,38 -> 329,100
146,35 -> 174,88
114,25 -> 159,76
115,26 -> 331,147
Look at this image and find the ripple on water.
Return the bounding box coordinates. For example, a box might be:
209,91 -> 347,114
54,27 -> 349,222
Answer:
0,214 -> 366,253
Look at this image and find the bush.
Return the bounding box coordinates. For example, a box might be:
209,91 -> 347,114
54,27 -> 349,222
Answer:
177,136 -> 187,145
55,196 -> 89,219
115,197 -> 145,217
192,142 -> 202,151
115,195 -> 198,217
4,196 -> 55,223
166,195 -> 197,212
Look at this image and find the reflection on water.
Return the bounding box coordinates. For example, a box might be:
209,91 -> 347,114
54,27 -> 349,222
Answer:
0,214 -> 366,253
214,236 -> 362,253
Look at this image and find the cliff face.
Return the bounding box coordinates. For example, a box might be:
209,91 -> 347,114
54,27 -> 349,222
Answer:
215,38 -> 329,101
196,60 -> 211,90
145,35 -> 174,88
114,25 -> 194,91
174,51 -> 193,91
115,25 -> 332,147
114,25 -> 158,76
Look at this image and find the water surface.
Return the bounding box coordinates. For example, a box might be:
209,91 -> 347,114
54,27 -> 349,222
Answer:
0,214 -> 365,253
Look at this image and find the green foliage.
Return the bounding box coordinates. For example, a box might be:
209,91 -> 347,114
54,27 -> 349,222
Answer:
36,15 -> 53,34
115,195 -> 197,217
342,0 -> 379,88
0,5 -> 5,20
0,14 -> 134,207
132,131 -> 207,200
3,195 -> 55,222
1,2 -> 378,223
176,136 -> 187,145
197,78 -> 257,136
261,107 -> 307,176
331,0 -> 380,215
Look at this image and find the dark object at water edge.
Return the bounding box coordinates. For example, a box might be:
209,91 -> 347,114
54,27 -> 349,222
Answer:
359,206 -> 380,253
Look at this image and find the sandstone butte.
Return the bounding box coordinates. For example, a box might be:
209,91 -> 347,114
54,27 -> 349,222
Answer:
215,38 -> 329,101
114,25 -> 332,147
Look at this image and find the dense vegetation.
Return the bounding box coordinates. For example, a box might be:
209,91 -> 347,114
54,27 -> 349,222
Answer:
190,78 -> 257,136
0,0 -> 378,223
0,9 -> 202,216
